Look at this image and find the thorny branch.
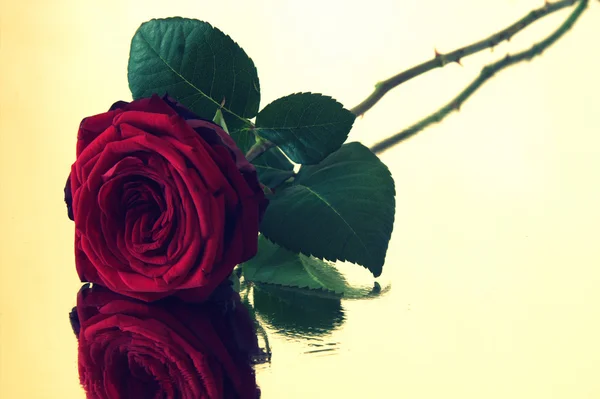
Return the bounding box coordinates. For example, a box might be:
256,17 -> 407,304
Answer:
351,0 -> 581,118
368,0 -> 589,154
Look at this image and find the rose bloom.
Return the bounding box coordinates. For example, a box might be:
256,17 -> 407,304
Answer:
72,283 -> 262,399
65,94 -> 267,301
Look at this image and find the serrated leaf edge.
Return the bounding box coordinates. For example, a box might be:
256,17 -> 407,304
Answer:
129,17 -> 260,125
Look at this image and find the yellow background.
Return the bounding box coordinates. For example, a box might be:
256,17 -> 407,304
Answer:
1,0 -> 599,398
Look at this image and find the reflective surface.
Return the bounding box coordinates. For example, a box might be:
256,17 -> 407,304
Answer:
71,283 -> 262,398
2,1 -> 600,397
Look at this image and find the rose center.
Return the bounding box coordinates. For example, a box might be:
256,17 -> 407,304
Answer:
121,178 -> 173,255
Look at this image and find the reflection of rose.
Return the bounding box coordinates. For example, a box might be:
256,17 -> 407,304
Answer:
65,94 -> 267,302
72,283 -> 261,399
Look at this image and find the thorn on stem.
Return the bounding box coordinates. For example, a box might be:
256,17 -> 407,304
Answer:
434,48 -> 448,65
455,58 -> 463,66
220,97 -> 226,108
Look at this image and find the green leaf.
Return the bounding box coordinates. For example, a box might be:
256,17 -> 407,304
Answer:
243,235 -> 380,298
212,108 -> 230,133
229,128 -> 255,154
254,157 -> 295,189
128,17 -> 260,130
251,284 -> 345,337
241,237 -> 390,338
254,93 -> 356,165
243,235 -> 349,296
259,142 -> 395,277
230,129 -> 295,189
228,271 -> 241,293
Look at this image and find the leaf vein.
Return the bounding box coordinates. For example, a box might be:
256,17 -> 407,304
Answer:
136,29 -> 246,123
297,185 -> 372,259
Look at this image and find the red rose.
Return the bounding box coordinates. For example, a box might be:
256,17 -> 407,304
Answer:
66,94 -> 267,302
73,283 -> 262,399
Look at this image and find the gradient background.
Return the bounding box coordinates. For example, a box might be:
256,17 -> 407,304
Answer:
1,0 -> 599,398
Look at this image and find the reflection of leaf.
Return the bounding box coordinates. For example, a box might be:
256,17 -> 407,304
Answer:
239,290 -> 272,364
241,238 -> 391,339
252,283 -> 345,337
